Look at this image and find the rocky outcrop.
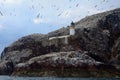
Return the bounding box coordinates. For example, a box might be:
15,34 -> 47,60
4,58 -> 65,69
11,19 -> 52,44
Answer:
0,60 -> 14,75
15,51 -> 101,69
71,27 -> 110,62
0,8 -> 120,77
13,51 -> 118,77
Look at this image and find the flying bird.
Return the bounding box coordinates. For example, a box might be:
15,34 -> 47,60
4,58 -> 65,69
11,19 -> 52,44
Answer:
0,11 -> 3,16
37,13 -> 40,18
65,12 -> 69,16
56,8 -> 59,10
76,4 -> 79,7
58,13 -> 62,16
41,6 -> 44,8
94,5 -> 97,8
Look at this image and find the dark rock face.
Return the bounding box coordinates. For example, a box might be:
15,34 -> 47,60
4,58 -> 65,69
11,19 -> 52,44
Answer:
70,9 -> 120,63
72,27 -> 110,62
0,8 -> 120,76
98,12 -> 120,48
97,12 -> 120,64
0,60 -> 14,75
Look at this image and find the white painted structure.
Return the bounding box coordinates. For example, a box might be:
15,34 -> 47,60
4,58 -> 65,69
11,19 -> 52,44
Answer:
49,35 -> 70,40
49,35 -> 70,45
49,24 -> 76,45
70,26 -> 75,35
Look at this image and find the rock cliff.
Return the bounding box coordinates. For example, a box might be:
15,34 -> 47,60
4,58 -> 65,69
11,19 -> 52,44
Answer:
0,8 -> 120,77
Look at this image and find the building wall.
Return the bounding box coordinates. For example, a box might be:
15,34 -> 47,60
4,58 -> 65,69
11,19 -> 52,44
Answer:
70,28 -> 75,35
49,37 -> 70,47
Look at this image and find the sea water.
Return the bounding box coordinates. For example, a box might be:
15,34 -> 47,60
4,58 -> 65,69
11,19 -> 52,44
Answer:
0,76 -> 120,80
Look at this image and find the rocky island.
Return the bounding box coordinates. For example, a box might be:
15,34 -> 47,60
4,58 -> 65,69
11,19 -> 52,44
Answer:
0,8 -> 120,77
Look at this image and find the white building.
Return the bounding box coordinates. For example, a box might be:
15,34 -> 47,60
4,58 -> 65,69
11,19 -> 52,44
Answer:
49,23 -> 76,45
70,26 -> 75,36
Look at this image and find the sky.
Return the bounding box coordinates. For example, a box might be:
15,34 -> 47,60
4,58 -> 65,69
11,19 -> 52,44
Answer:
0,0 -> 120,54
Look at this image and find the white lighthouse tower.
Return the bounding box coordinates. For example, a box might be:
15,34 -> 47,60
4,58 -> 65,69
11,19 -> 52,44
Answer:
70,22 -> 75,35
